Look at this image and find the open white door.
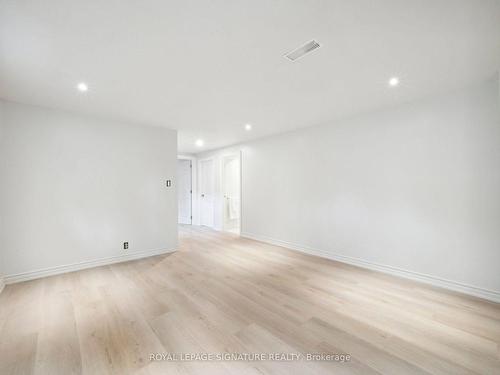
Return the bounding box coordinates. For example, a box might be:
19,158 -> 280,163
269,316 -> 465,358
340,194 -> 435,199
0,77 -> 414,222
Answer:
177,159 -> 192,224
199,159 -> 215,227
222,154 -> 241,234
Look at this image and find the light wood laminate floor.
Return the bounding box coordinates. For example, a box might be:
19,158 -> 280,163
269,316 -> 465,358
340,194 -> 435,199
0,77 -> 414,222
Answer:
1,225 -> 499,374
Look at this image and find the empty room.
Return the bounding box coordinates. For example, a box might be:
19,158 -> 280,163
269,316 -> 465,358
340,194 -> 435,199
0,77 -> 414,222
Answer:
1,1 -> 500,374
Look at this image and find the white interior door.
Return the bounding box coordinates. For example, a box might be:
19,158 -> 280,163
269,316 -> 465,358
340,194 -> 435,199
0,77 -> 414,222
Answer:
199,159 -> 215,227
223,155 -> 240,233
177,159 -> 192,224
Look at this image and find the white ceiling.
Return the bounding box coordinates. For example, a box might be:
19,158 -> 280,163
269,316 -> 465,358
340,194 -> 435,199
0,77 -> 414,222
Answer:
1,1 -> 499,154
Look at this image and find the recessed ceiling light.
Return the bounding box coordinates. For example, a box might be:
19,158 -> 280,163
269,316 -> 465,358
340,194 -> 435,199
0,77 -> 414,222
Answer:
388,77 -> 399,87
77,82 -> 88,92
195,139 -> 204,147
244,124 -> 252,131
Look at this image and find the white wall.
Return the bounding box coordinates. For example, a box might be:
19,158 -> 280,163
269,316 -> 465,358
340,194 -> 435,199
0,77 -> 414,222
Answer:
198,79 -> 500,300
0,102 -> 5,288
0,101 -> 178,280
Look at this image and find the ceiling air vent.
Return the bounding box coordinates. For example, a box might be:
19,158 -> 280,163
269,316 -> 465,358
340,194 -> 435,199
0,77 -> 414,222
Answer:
284,40 -> 321,62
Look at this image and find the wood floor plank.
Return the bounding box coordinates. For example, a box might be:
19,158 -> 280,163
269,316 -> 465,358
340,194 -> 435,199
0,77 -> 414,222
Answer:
34,289 -> 82,375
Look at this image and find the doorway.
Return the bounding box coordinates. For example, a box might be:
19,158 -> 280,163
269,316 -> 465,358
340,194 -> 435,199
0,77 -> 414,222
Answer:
199,158 -> 215,227
177,159 -> 192,224
222,154 -> 241,234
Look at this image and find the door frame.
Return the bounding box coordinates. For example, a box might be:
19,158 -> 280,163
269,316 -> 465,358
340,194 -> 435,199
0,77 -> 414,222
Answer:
221,152 -> 242,233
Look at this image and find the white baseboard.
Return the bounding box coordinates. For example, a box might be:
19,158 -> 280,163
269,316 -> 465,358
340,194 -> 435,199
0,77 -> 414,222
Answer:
0,276 -> 5,294
241,231 -> 500,304
4,247 -> 177,285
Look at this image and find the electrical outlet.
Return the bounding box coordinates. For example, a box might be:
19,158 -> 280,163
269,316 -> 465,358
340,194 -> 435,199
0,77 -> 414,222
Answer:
123,242 -> 129,250
166,180 -> 171,187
